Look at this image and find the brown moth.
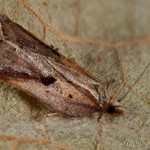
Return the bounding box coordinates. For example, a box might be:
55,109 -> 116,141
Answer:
0,14 -> 147,118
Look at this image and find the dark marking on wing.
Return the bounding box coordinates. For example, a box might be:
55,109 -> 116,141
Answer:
40,76 -> 56,86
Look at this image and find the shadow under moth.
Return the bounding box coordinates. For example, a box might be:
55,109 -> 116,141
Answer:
0,14 -> 148,119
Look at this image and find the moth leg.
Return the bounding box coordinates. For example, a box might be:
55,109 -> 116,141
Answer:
35,112 -> 61,122
105,79 -> 116,89
97,111 -> 103,122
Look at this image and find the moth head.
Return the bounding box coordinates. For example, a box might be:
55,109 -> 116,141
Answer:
99,87 -> 124,115
97,97 -> 124,121
103,99 -> 124,115
98,90 -> 124,116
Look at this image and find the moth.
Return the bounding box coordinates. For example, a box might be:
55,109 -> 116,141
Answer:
0,14 -> 148,119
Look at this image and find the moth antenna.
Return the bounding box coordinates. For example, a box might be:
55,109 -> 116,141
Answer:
118,62 -> 150,102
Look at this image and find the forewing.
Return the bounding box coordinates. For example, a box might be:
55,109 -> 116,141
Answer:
0,14 -> 101,117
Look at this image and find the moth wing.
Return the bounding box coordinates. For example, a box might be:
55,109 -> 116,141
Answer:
0,14 -> 99,82
60,55 -> 97,81
0,14 -> 101,117
0,14 -> 64,78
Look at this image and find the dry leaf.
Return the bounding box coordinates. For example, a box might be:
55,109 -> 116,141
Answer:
0,0 -> 149,150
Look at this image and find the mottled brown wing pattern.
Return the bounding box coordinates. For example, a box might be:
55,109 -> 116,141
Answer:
0,14 -> 103,117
